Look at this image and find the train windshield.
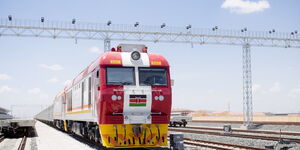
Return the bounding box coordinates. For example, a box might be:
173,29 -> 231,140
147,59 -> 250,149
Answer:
106,67 -> 135,85
139,68 -> 167,86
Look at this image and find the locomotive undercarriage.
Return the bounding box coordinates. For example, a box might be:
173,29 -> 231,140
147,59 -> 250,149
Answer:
61,120 -> 101,144
40,119 -> 102,144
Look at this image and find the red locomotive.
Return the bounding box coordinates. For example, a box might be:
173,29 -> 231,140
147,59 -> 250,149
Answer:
39,44 -> 172,148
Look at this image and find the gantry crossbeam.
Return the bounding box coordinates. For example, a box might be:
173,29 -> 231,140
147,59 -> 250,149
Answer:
0,18 -> 299,49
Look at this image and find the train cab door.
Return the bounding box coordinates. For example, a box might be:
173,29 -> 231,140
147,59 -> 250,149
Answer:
92,69 -> 100,117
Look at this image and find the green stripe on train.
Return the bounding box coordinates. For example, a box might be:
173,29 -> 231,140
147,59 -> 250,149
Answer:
129,103 -> 146,107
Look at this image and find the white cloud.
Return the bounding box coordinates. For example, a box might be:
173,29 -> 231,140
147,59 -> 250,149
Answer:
89,46 -> 102,54
287,66 -> 294,70
39,64 -> 63,71
28,88 -> 41,94
269,82 -> 281,93
207,89 -> 215,95
39,93 -> 50,99
47,78 -> 59,83
252,84 -> 261,92
64,80 -> 72,86
0,86 -> 12,93
288,85 -> 300,98
0,74 -> 12,80
221,0 -> 270,14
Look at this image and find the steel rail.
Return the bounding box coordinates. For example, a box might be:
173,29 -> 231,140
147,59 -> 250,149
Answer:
184,141 -> 232,150
180,126 -> 300,136
184,138 -> 267,150
0,136 -> 5,143
169,128 -> 300,143
17,136 -> 27,150
191,120 -> 300,125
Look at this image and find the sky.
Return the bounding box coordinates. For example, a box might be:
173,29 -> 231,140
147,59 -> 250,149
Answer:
0,0 -> 300,117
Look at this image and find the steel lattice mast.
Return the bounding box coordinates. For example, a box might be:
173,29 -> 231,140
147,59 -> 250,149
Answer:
242,43 -> 253,127
1,18 -> 299,128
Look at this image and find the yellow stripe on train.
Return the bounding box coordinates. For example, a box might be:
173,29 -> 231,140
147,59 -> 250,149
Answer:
99,124 -> 168,148
151,61 -> 161,65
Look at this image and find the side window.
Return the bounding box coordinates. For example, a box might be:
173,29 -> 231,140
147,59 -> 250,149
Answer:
95,69 -> 100,88
88,77 -> 91,105
67,90 -> 72,111
81,81 -> 84,108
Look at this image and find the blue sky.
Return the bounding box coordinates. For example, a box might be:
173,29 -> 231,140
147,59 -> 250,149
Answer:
0,0 -> 300,117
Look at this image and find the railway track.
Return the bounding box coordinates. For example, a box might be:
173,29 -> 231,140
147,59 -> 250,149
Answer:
184,126 -> 300,136
169,128 -> 300,143
184,138 -> 267,150
17,136 -> 27,150
0,136 -> 5,143
0,136 -> 27,150
191,120 -> 300,126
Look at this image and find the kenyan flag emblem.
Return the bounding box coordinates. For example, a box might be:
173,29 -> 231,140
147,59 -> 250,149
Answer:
129,95 -> 147,107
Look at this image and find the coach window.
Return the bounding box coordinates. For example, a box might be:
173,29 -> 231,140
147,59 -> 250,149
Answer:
88,77 -> 91,105
81,81 -> 84,108
67,90 -> 72,111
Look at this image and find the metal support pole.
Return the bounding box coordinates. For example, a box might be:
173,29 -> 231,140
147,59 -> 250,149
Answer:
104,39 -> 111,52
242,43 -> 253,128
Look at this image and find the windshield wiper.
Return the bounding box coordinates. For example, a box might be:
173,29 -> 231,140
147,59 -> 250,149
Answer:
107,81 -> 133,85
121,81 -> 133,85
141,81 -> 152,85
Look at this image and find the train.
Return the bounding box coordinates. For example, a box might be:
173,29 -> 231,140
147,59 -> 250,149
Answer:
35,44 -> 172,148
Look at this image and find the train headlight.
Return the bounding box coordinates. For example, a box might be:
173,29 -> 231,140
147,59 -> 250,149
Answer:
159,95 -> 164,101
154,96 -> 159,100
131,51 -> 141,60
117,96 -> 122,100
111,95 -> 117,101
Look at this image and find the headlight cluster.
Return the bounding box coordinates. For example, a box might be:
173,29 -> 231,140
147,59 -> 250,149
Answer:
154,95 -> 164,101
111,95 -> 122,101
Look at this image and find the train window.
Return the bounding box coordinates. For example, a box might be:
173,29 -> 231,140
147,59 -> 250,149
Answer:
67,90 -> 72,111
85,79 -> 87,91
139,68 -> 167,86
96,70 -> 99,78
106,67 -> 135,85
82,81 -> 84,108
88,77 -> 91,105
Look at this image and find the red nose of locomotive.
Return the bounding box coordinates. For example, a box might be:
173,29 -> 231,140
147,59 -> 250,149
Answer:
97,44 -> 171,148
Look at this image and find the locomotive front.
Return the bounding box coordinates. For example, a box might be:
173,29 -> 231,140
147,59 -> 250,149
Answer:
97,44 -> 172,148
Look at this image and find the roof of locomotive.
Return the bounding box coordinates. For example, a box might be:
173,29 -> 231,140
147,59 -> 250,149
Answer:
62,50 -> 169,91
